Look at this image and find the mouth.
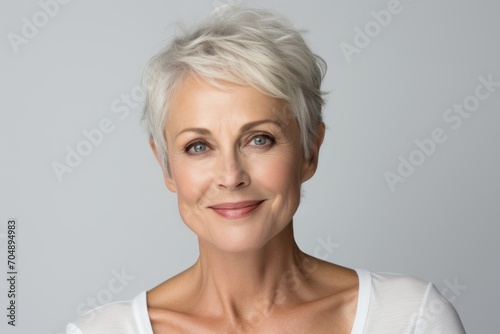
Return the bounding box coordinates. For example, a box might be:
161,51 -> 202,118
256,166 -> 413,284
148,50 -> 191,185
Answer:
208,200 -> 264,219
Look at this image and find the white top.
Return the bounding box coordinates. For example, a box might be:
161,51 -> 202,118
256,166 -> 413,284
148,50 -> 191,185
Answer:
66,269 -> 465,333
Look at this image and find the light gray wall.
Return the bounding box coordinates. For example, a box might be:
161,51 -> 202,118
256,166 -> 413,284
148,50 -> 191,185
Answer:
1,0 -> 497,333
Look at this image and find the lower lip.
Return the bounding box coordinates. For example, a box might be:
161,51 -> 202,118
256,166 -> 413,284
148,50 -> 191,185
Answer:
210,202 -> 263,219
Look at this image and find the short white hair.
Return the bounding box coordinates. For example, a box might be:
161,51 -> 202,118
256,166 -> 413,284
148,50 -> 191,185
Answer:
142,5 -> 327,171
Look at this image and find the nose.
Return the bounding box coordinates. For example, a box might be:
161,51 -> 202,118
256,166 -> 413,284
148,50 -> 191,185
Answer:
215,150 -> 250,191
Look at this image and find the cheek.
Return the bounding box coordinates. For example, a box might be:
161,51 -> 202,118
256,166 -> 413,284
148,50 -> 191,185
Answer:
249,150 -> 303,194
169,155 -> 214,205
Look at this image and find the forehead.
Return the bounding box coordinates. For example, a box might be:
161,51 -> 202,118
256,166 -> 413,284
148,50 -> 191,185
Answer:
166,74 -> 291,131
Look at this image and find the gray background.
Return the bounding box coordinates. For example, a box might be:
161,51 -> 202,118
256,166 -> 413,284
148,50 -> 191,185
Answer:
1,0 -> 498,333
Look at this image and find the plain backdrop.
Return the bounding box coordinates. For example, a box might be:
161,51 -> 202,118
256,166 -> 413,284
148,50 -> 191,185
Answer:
1,0 -> 498,333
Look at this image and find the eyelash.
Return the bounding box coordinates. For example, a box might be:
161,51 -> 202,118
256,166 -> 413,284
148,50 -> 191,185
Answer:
184,133 -> 276,155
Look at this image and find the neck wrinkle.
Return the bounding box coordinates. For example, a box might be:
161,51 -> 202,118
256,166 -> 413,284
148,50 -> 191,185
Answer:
190,223 -> 309,325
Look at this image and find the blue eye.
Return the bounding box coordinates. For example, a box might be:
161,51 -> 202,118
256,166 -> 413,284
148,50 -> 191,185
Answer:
252,136 -> 267,145
186,142 -> 208,154
250,134 -> 274,147
193,143 -> 207,152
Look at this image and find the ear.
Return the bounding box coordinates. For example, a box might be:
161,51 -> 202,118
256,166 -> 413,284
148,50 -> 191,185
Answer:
149,140 -> 177,193
301,122 -> 325,183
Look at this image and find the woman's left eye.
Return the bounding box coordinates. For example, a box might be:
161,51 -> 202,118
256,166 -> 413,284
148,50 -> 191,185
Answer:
249,134 -> 274,147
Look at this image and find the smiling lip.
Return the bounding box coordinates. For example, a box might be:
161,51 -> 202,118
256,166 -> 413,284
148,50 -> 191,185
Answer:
209,200 -> 264,219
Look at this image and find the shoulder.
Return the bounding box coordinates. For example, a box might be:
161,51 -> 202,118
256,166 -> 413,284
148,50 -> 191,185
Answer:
360,270 -> 466,333
65,292 -> 147,334
369,271 -> 430,298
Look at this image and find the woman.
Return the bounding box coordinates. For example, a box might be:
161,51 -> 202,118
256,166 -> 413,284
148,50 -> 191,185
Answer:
67,5 -> 465,333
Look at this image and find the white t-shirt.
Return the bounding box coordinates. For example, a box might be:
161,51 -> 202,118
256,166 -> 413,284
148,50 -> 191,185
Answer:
66,269 -> 466,333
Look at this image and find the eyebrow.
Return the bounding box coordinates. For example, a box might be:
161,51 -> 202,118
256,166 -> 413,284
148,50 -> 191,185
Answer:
175,119 -> 285,139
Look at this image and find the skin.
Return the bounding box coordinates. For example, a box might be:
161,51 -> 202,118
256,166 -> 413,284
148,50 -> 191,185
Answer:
148,74 -> 359,333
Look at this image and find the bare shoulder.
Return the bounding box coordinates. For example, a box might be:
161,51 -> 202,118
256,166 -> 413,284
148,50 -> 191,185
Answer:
146,268 -> 209,333
300,256 -> 360,319
146,267 -> 197,312
253,256 -> 360,333
301,255 -> 359,298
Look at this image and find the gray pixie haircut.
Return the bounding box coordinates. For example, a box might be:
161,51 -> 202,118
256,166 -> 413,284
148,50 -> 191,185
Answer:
142,5 -> 327,171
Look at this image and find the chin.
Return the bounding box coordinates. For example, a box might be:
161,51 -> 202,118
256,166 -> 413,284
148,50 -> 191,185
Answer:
202,220 -> 293,254
181,204 -> 294,253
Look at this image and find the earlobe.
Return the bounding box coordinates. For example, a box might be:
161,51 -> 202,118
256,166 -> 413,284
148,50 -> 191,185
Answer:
149,140 -> 177,192
301,122 -> 325,183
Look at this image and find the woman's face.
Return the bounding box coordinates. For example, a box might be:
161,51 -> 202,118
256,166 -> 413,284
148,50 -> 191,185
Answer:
155,74 -> 320,253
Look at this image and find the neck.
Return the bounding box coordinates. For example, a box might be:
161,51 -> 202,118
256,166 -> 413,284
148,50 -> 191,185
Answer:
190,223 -> 311,324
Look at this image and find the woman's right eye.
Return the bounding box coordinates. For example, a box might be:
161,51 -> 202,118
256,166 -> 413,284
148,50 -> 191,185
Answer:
186,142 -> 208,155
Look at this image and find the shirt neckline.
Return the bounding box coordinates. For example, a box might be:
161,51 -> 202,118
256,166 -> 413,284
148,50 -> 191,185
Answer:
133,290 -> 154,334
351,268 -> 371,334
133,268 -> 371,334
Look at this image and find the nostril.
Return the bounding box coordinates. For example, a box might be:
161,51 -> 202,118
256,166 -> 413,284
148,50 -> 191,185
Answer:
216,168 -> 250,190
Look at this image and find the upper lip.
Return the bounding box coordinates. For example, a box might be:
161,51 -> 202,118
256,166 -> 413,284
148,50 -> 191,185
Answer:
209,200 -> 264,210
